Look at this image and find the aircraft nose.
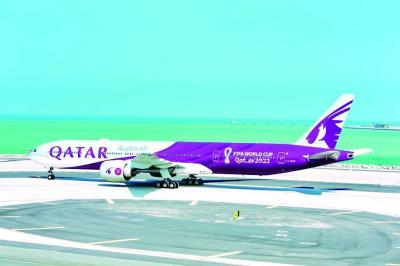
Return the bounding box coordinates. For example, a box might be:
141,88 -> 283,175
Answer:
29,148 -> 39,158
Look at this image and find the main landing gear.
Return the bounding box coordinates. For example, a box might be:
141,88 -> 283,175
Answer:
155,178 -> 180,189
155,175 -> 204,189
180,175 -> 204,186
48,167 -> 55,180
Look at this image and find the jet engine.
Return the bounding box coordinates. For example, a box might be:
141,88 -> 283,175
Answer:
100,160 -> 133,182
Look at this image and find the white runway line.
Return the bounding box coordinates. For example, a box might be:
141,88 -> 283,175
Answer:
299,242 -> 318,246
89,238 -> 139,245
0,207 -> 18,210
0,258 -> 45,266
189,200 -> 198,206
266,205 -> 279,209
249,235 -> 267,239
39,202 -> 56,205
0,228 -> 293,266
393,232 -> 400,236
0,216 -> 20,218
330,210 -> 360,216
13,226 -> 64,231
209,251 -> 242,258
372,221 -> 400,224
386,264 -> 400,266
106,198 -> 115,205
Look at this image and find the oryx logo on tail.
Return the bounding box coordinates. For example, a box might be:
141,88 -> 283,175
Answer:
296,94 -> 354,149
306,100 -> 352,148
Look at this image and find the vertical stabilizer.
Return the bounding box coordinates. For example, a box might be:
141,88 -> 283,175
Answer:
296,94 -> 354,149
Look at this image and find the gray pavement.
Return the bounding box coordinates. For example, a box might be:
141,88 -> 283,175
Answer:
0,172 -> 399,265
0,200 -> 400,265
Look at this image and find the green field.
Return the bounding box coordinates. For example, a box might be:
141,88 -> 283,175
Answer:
1,119 -> 399,166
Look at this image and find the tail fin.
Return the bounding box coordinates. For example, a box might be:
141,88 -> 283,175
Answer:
296,94 -> 354,149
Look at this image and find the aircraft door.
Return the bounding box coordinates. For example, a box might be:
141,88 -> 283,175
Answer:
277,152 -> 285,164
212,150 -> 220,162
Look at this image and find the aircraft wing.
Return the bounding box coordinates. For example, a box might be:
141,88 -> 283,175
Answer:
130,153 -> 174,169
130,153 -> 212,176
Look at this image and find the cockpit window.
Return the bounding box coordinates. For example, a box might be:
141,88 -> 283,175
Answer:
33,149 -> 37,152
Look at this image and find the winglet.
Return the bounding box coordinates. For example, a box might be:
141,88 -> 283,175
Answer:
296,94 -> 355,149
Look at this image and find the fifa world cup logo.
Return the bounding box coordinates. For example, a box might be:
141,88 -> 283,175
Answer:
224,147 -> 232,164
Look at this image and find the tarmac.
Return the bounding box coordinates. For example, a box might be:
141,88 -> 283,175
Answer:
0,163 -> 399,265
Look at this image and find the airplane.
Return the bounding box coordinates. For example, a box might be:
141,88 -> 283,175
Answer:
30,94 -> 370,189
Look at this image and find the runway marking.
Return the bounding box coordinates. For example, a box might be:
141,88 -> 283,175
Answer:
39,202 -> 56,205
299,242 -> 318,246
266,205 -> 279,209
13,226 -> 64,231
249,235 -> 267,239
0,228 -> 291,266
273,238 -> 291,242
208,251 -> 242,258
372,221 -> 400,224
106,198 -> 115,205
393,232 -> 400,236
189,200 -> 198,206
329,210 -> 360,216
0,258 -> 47,265
386,263 -> 400,266
89,238 -> 139,245
0,207 -> 18,210
114,215 -> 128,219
0,216 -> 20,218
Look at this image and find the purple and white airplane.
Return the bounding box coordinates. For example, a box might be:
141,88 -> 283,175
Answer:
30,94 -> 370,189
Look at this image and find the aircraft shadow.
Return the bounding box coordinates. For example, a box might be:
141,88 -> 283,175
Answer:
31,175 -> 351,195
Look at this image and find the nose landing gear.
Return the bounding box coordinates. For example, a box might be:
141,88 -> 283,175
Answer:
47,167 -> 55,180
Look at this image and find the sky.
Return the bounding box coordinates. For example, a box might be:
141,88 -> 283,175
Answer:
0,0 -> 399,122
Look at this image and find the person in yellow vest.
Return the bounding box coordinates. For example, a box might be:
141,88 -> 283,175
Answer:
233,210 -> 240,220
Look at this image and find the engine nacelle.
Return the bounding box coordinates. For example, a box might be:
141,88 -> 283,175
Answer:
100,160 -> 132,182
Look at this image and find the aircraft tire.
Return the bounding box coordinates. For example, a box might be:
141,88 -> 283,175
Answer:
162,182 -> 168,188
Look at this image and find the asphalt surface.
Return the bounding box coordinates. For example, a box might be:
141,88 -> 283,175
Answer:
0,172 -> 399,265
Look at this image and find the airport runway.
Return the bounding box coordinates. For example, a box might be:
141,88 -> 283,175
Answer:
0,172 -> 400,265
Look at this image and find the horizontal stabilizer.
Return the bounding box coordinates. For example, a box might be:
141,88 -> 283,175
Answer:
352,148 -> 372,157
